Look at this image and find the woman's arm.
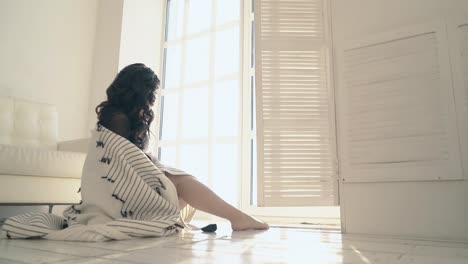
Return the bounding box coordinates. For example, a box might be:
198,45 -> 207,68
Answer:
145,152 -> 158,163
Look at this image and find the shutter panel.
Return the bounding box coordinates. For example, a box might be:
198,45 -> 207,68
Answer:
448,18 -> 468,179
254,0 -> 337,207
460,24 -> 468,179
338,21 -> 463,183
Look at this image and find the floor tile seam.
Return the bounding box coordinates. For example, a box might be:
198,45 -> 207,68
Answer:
5,240 -> 127,254
342,236 -> 468,247
338,247 -> 468,259
98,249 -> 184,264
284,244 -> 466,257
0,256 -> 29,264
66,241 -> 182,253
90,238 -> 220,259
332,237 -> 468,248
42,256 -> 144,264
39,257 -> 83,264
6,243 -> 149,263
158,236 -> 230,249
48,243 -> 125,253
157,244 -> 256,257
1,237 -> 197,254
165,241 -> 466,258
4,244 -> 89,259
218,239 -> 468,256
3,236 -> 217,257
340,235 -> 468,245
269,226 -> 341,233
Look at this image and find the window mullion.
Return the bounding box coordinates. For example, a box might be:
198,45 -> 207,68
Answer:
207,0 -> 217,189
240,0 -> 254,210
164,21 -> 239,46
175,0 -> 190,168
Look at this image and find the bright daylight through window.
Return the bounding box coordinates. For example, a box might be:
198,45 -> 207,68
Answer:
158,0 -> 242,208
158,0 -> 338,219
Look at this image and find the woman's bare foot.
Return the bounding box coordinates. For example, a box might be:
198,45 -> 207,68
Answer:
231,213 -> 269,231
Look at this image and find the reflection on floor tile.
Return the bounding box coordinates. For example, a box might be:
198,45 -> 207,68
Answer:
47,257 -> 142,264
0,245 -> 78,264
1,238 -> 116,257
0,258 -> 29,264
1,222 -> 467,264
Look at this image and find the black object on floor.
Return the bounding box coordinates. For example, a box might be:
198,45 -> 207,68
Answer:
201,224 -> 217,233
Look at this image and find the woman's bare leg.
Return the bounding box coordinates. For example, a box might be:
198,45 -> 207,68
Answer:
178,197 -> 187,210
166,173 -> 268,231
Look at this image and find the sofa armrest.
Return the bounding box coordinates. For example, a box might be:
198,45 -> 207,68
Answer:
58,138 -> 90,153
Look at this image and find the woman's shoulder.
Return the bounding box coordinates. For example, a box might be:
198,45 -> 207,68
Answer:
99,106 -> 131,138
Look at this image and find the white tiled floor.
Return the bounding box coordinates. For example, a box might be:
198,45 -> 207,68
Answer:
1,221 -> 467,264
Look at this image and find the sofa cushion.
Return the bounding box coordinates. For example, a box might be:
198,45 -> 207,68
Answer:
0,96 -> 58,150
0,144 -> 86,179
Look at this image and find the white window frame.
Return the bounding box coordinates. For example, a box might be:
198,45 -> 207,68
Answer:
155,0 -> 341,222
239,0 -> 340,221
155,0 -> 243,220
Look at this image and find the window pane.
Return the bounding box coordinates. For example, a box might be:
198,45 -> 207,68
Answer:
216,0 -> 240,26
160,146 -> 177,167
215,26 -> 240,78
164,45 -> 182,89
187,0 -> 211,35
213,80 -> 239,137
185,36 -> 210,84
182,87 -> 209,139
161,93 -> 179,140
167,0 -> 185,41
161,0 -> 243,211
213,143 -> 238,207
180,144 -> 209,184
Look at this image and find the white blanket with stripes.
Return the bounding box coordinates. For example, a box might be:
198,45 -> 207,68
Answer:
1,125 -> 184,241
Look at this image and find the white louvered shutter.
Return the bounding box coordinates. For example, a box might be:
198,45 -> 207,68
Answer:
448,19 -> 468,179
462,25 -> 468,111
339,21 -> 463,183
459,23 -> 468,179
254,0 -> 337,207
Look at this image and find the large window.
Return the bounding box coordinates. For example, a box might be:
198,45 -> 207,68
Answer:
158,0 -> 242,207
158,0 -> 339,220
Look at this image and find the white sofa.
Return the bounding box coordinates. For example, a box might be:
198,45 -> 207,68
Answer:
0,96 -> 88,212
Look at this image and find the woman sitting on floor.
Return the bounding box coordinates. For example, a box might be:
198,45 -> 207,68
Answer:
95,63 -> 268,231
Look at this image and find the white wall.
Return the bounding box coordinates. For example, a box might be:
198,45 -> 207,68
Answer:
331,0 -> 468,42
332,0 -> 468,240
118,0 -> 166,151
0,0 -> 98,141
119,0 -> 165,73
86,0 -> 165,131
87,0 -> 124,130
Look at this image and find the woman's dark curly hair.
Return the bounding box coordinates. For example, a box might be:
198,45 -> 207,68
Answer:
95,63 -> 160,149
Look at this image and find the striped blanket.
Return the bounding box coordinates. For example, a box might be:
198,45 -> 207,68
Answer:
1,125 -> 189,241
